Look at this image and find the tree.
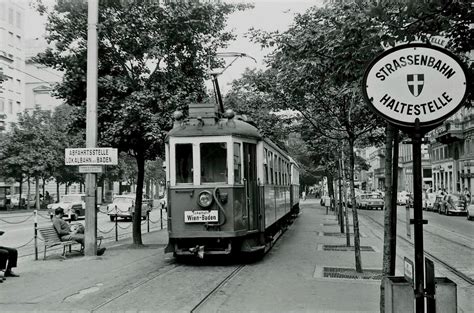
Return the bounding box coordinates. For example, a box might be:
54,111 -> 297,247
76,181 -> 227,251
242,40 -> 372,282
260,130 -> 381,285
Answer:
0,108 -> 56,209
35,0 -> 249,245
249,1 -> 388,273
371,1 -> 473,311
225,68 -> 291,146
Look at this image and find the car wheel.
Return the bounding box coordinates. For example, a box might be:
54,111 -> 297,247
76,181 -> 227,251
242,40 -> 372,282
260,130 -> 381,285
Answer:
71,214 -> 77,221
109,215 -> 115,222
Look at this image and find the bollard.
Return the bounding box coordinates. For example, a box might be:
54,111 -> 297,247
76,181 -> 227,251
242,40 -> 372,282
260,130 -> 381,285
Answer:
115,214 -> 118,241
384,276 -> 414,313
160,207 -> 163,230
34,210 -> 38,261
147,210 -> 150,232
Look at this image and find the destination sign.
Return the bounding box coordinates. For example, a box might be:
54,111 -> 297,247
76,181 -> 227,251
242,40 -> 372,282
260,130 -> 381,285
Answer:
363,44 -> 469,129
65,148 -> 118,165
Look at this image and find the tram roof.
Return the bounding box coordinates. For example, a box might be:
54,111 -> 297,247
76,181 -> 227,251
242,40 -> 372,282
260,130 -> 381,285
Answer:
166,118 -> 262,141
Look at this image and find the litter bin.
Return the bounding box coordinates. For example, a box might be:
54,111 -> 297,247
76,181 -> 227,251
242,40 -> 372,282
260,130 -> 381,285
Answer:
384,276 -> 414,313
435,277 -> 457,313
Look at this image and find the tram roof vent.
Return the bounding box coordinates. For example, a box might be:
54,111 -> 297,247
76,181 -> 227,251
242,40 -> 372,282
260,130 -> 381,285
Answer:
188,102 -> 218,125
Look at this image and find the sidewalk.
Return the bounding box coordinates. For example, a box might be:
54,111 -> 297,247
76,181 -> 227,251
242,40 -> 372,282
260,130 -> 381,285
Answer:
1,199 -> 388,312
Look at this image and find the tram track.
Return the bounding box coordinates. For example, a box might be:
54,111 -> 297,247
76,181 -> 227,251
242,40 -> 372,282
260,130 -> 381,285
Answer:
360,211 -> 474,285
190,264 -> 247,313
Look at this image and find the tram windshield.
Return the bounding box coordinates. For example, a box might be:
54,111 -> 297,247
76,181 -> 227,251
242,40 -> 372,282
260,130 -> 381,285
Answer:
200,142 -> 227,183
176,144 -> 193,184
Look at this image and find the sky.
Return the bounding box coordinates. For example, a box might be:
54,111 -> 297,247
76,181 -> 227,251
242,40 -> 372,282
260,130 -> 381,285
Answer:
22,0 -> 324,93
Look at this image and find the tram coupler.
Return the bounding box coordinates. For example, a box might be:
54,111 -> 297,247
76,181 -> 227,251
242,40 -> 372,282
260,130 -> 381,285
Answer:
189,245 -> 205,259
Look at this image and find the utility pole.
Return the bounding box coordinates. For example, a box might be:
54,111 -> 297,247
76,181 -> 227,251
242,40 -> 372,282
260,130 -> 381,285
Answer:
84,0 -> 98,256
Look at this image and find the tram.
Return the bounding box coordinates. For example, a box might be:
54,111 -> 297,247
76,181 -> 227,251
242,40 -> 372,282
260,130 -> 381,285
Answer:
164,102 -> 300,258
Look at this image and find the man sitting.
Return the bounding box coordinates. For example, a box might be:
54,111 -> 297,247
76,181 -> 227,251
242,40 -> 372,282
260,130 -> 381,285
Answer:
52,208 -> 105,256
0,230 -> 20,281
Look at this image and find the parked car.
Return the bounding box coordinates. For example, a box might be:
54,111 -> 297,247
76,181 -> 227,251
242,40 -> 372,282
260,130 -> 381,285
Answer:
47,194 -> 86,221
356,193 -> 384,210
467,199 -> 474,221
439,194 -> 467,216
107,195 -> 153,221
7,194 -> 37,208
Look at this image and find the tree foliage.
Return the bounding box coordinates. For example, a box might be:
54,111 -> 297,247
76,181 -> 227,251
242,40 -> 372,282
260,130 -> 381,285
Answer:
34,0 -> 249,244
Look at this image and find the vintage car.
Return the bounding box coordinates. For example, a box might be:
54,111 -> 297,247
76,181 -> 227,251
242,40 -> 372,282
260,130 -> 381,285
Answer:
467,199 -> 474,221
107,194 -> 153,221
423,192 -> 437,211
356,193 -> 384,210
47,194 -> 86,221
439,194 -> 467,216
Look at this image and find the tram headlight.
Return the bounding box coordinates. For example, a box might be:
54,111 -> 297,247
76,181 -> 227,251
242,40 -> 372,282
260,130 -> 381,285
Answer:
198,191 -> 213,208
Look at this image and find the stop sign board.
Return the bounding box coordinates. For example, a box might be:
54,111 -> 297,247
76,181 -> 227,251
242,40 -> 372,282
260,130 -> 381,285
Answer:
362,44 -> 469,129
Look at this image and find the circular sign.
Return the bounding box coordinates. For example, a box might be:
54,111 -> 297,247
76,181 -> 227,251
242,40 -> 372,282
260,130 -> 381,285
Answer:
362,44 -> 469,129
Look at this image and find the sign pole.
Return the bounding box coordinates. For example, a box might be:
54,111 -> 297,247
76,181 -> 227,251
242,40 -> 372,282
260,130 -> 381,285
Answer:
412,119 -> 426,312
85,0 -> 98,256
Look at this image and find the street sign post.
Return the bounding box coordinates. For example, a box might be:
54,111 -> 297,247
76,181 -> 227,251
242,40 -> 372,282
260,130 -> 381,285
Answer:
362,43 -> 469,313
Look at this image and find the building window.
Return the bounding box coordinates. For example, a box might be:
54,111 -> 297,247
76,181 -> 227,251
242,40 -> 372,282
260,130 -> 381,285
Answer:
16,101 -> 20,110
0,3 -> 5,21
16,11 -> 21,29
0,98 -> 4,112
8,100 -> 13,114
8,8 -> 13,25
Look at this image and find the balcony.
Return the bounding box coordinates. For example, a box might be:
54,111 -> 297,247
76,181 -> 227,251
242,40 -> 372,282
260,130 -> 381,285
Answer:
434,122 -> 463,144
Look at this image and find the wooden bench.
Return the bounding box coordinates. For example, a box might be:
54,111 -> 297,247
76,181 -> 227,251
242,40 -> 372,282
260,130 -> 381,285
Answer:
38,226 -> 103,260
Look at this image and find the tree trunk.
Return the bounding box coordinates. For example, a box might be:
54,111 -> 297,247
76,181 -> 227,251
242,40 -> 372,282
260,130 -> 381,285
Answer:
27,177 -> 31,210
35,176 -> 40,210
341,149 -> 351,246
132,151 -> 145,245
348,137 -> 362,273
56,181 -> 60,202
380,124 -> 395,313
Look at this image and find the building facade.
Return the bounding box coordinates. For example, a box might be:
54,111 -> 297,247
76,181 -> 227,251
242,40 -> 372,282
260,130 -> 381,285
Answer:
430,107 -> 473,195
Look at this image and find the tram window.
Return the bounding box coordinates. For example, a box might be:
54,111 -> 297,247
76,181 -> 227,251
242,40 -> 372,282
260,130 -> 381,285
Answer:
264,149 -> 269,184
176,144 -> 193,184
269,152 -> 274,184
234,143 -> 241,183
201,143 -> 227,183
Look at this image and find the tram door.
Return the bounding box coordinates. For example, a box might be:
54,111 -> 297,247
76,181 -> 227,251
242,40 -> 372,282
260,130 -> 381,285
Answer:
243,143 -> 258,230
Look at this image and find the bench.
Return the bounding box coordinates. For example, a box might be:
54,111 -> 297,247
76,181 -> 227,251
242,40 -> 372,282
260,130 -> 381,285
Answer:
38,226 -> 103,260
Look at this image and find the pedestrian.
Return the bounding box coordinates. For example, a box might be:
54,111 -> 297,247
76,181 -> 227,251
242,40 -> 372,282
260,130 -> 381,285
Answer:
52,208 -> 106,256
0,230 -> 20,282
302,191 -> 306,201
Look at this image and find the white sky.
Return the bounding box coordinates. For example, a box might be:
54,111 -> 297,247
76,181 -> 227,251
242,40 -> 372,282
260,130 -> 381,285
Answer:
23,0 -> 324,93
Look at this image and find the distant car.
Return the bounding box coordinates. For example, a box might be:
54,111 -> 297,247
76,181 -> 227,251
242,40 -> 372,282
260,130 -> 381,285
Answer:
47,194 -> 86,221
107,195 -> 153,221
432,195 -> 445,213
439,194 -> 467,216
467,199 -> 474,221
423,192 -> 437,211
356,193 -> 384,210
397,191 -> 411,206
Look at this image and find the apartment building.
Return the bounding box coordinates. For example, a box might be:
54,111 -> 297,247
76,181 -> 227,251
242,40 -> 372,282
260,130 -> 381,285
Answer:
430,107 -> 474,195
0,0 -> 25,131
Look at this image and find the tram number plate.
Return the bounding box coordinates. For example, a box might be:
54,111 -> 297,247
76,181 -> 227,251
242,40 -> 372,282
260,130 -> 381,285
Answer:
184,210 -> 218,223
